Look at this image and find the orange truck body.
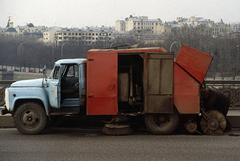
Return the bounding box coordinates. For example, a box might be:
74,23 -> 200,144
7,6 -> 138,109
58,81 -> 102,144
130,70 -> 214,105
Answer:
86,45 -> 213,115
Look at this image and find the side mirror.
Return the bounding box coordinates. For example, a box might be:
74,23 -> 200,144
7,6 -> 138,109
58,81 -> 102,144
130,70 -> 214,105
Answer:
42,65 -> 47,79
42,65 -> 48,87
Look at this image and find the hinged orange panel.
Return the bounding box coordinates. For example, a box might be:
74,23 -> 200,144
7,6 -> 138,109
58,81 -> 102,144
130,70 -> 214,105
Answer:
176,45 -> 213,84
174,63 -> 200,114
86,51 -> 118,115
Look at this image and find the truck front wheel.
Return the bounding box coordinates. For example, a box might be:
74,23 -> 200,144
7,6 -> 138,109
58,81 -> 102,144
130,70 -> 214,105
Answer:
14,102 -> 47,134
145,112 -> 179,135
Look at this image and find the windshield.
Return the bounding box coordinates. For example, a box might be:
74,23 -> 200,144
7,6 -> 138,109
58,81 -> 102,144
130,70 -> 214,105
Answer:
49,65 -> 61,79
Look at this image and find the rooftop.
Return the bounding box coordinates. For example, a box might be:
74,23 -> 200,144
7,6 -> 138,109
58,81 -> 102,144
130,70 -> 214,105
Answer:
55,58 -> 86,65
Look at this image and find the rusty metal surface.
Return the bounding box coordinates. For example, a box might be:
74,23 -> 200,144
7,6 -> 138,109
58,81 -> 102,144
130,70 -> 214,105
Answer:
144,53 -> 174,113
176,45 -> 213,84
174,63 -> 200,114
86,51 -> 118,115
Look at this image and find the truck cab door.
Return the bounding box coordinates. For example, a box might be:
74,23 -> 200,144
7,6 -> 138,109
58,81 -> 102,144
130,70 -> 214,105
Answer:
48,66 -> 61,108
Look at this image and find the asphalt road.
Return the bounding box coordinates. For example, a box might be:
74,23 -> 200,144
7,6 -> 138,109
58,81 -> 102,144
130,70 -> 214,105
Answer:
0,128 -> 240,161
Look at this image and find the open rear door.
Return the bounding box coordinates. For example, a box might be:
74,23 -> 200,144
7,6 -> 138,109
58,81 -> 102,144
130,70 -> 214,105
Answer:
174,45 -> 213,113
86,51 -> 118,115
144,53 -> 174,113
176,45 -> 213,84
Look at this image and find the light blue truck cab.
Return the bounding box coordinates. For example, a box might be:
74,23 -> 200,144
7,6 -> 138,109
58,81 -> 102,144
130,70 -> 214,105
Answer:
4,58 -> 87,134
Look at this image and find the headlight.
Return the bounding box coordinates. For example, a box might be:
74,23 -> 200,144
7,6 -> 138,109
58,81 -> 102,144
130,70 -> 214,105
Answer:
4,88 -> 10,110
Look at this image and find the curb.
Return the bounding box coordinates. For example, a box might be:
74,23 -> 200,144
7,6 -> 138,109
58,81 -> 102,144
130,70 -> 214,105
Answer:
0,115 -> 15,128
228,116 -> 240,128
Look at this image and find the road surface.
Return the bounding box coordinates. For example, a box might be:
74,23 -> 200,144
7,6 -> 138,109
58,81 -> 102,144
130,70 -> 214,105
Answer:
0,128 -> 240,161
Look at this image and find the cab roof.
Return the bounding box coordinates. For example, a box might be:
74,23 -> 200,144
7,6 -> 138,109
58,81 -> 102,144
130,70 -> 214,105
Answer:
55,58 -> 86,65
88,47 -> 167,54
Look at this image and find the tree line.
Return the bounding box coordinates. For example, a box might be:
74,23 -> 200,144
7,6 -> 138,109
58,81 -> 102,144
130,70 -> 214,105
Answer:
0,29 -> 239,77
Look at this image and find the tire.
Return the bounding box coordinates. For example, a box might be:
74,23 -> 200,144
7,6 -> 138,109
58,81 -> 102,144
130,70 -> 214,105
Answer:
145,112 -> 179,135
14,102 -> 48,135
200,110 -> 227,135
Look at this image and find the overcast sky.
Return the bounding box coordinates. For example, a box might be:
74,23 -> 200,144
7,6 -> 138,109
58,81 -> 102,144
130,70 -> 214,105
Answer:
0,0 -> 240,27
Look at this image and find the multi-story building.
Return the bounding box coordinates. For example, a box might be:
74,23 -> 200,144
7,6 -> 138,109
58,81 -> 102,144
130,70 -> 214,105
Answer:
115,20 -> 126,33
16,23 -> 47,38
211,20 -> 231,37
115,15 -> 170,34
43,27 -> 60,44
231,23 -> 240,32
2,17 -> 47,39
43,27 -> 114,45
168,17 -> 232,37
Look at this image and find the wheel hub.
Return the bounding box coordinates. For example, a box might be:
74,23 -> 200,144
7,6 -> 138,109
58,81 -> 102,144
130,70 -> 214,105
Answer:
22,111 -> 38,126
208,119 -> 219,131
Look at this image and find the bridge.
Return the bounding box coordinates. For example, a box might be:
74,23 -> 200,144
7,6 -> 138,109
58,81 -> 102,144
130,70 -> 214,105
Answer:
1,78 -> 240,127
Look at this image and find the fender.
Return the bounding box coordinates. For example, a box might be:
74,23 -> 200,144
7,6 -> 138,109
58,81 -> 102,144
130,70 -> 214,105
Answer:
6,87 -> 50,115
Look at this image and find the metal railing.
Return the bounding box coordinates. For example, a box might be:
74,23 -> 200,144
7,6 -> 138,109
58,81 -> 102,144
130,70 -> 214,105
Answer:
0,80 -> 240,109
205,80 -> 240,109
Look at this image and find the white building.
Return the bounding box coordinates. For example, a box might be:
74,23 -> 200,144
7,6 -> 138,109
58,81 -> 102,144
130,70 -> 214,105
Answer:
231,23 -> 240,32
115,15 -> 170,34
43,27 -> 114,45
16,23 -> 47,38
115,20 -> 126,33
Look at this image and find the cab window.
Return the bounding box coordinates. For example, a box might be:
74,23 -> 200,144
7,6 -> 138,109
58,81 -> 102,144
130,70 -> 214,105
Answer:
65,64 -> 79,78
52,66 -> 60,79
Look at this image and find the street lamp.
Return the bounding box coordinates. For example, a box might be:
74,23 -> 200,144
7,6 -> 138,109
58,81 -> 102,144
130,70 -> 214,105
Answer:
17,42 -> 25,66
60,42 -> 67,58
169,41 -> 181,54
17,42 -> 24,56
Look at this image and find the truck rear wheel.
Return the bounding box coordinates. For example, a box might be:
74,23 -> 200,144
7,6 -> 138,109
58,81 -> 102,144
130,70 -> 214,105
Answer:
145,112 -> 179,135
14,102 -> 47,135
